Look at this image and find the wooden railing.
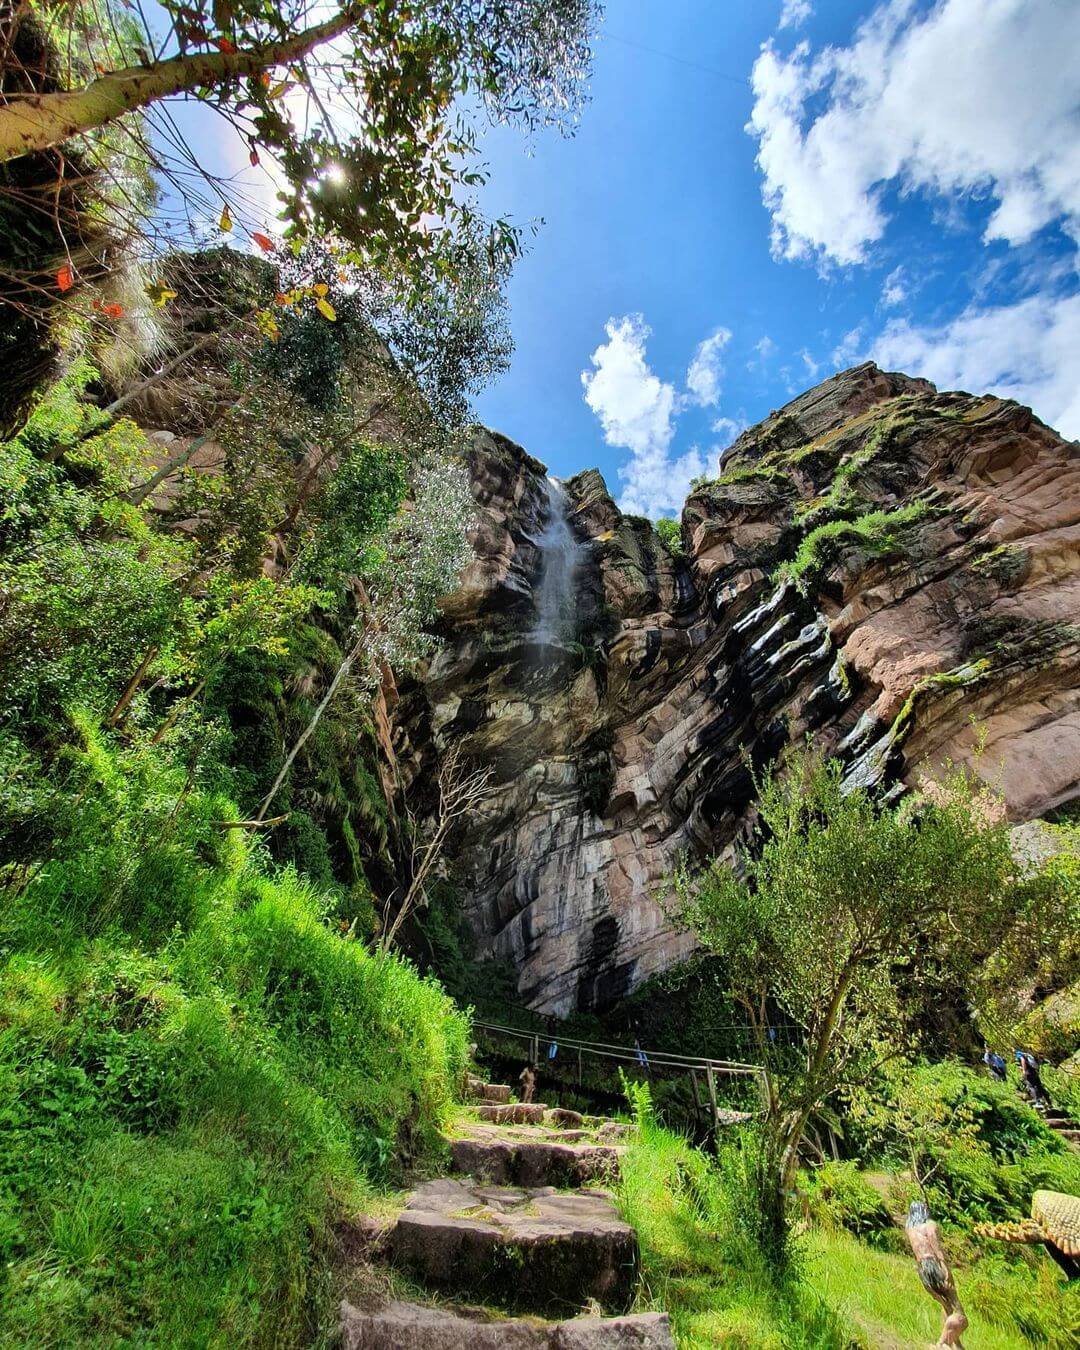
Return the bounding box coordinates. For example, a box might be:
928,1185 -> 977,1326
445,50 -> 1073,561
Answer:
471,1018 -> 768,1137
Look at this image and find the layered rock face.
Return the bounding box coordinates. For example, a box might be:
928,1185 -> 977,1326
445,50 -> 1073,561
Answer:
397,364 -> 1080,1014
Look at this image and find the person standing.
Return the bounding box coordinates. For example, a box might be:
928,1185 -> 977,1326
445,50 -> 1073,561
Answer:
1015,1050 -> 1051,1110
982,1046 -> 1007,1082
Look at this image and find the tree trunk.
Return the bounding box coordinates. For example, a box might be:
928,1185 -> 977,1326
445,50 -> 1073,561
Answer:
254,631 -> 366,822
0,10 -> 358,161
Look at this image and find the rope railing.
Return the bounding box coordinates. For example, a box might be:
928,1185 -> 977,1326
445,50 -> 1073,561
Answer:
471,1018 -> 769,1135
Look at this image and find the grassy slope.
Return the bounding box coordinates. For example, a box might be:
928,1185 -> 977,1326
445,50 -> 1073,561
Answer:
0,794 -> 468,1346
618,1107 -> 1080,1349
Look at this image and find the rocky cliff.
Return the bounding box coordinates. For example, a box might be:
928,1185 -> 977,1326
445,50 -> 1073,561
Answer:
397,363 -> 1080,1015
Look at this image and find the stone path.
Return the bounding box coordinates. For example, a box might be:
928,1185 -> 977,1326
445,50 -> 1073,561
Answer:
338,1077 -> 673,1348
1042,1106 -> 1080,1149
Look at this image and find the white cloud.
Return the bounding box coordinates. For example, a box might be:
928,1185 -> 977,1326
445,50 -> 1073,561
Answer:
800,349 -> 820,378
882,265 -> 907,307
581,315 -> 678,459
581,314 -> 705,516
872,291 -> 1080,438
686,327 -> 732,407
748,0 -> 1080,266
779,0 -> 813,29
747,335 -> 777,372
711,416 -> 747,455
831,325 -> 866,369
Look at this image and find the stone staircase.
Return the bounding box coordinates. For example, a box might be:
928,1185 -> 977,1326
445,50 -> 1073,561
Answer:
339,1078 -> 672,1348
1042,1106 -> 1080,1149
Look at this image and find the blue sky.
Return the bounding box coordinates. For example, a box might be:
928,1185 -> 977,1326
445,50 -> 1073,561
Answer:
465,0 -> 1080,515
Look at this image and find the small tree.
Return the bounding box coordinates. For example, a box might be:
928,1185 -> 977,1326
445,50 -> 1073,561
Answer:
671,749 -> 1060,1236
381,741 -> 493,951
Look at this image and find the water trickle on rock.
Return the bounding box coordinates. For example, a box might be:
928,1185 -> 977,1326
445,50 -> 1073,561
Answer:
532,477 -> 584,646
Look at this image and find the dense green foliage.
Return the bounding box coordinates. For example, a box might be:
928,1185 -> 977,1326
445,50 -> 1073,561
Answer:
620,1085 -> 1079,1348
0,724 -> 467,1344
0,283 -> 478,1342
672,749 -> 1077,1243
848,1060 -> 1080,1228
653,516 -> 685,556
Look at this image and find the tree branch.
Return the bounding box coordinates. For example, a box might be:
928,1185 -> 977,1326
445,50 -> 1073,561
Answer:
0,9 -> 360,161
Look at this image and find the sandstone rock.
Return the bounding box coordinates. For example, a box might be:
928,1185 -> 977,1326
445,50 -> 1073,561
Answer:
398,364 -> 1080,1012
449,1133 -> 621,1188
476,1103 -> 550,1125
390,1179 -> 638,1312
339,1300 -> 674,1349
466,1077 -> 514,1103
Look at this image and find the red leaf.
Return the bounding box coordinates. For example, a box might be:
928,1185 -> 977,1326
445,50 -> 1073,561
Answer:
249,148 -> 260,167
56,264 -> 73,292
251,232 -> 274,253
94,302 -> 124,320
214,37 -> 237,54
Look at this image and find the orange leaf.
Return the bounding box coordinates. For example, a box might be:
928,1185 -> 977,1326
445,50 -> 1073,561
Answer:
56,264 -> 73,292
94,302 -> 123,320
274,292 -> 290,306
214,37 -> 236,54
313,282 -> 329,296
259,71 -> 271,87
251,232 -> 274,253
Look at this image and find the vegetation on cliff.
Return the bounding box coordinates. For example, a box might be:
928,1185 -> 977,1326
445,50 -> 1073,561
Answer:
0,337 -> 479,1341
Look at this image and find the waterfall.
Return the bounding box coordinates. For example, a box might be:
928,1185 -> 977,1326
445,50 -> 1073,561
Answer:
532,477 -> 583,645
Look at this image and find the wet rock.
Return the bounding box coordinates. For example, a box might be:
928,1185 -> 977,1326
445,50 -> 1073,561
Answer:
389,1179 -> 638,1313
339,1300 -> 674,1349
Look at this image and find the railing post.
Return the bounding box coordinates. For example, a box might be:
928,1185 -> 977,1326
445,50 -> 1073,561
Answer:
577,1046 -> 583,1086
705,1063 -> 719,1137
690,1068 -> 702,1123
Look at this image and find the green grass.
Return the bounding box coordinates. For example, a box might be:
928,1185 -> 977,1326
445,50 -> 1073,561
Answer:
617,1101 -> 1080,1350
804,1228 -> 1080,1350
777,501 -> 930,592
0,729 -> 469,1347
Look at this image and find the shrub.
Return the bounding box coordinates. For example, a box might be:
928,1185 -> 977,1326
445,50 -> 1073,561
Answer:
0,728 -> 468,1346
803,1161 -> 893,1243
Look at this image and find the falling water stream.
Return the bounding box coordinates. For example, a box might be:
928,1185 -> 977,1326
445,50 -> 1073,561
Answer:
532,477 -> 584,646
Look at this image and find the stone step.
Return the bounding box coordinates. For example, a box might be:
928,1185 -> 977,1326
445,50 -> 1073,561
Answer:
466,1077 -> 513,1104
448,1129 -> 622,1188
340,1300 -> 674,1348
476,1102 -> 550,1125
390,1178 -> 638,1314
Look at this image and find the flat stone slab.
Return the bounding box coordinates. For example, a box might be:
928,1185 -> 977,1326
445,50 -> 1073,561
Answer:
340,1300 -> 674,1348
546,1107 -> 585,1128
449,1129 -> 621,1188
390,1178 -> 638,1313
476,1102 -> 549,1125
467,1076 -> 513,1103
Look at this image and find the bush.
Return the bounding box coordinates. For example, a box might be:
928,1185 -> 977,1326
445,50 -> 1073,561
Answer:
803,1161 -> 893,1243
0,729 -> 468,1346
849,1060 -> 1080,1227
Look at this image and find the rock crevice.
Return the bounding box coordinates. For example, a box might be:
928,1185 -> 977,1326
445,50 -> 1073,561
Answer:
397,365 -> 1080,1013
